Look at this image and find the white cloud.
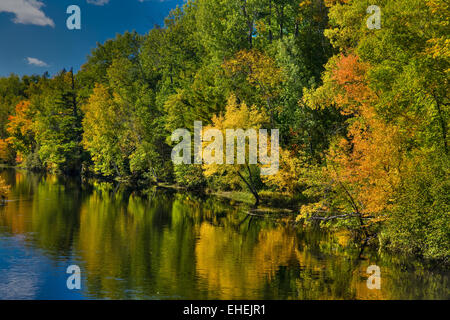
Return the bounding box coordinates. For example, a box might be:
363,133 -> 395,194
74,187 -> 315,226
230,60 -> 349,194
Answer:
27,57 -> 48,67
0,0 -> 54,27
86,0 -> 110,5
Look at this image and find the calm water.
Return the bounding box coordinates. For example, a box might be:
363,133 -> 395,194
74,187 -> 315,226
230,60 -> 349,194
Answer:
0,168 -> 448,300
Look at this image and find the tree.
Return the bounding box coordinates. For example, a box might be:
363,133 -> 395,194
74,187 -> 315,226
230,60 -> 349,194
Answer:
300,54 -> 399,236
0,75 -> 27,141
82,84 -> 127,177
203,95 -> 270,205
223,49 -> 283,122
32,70 -> 83,174
301,0 -> 449,258
5,100 -> 35,165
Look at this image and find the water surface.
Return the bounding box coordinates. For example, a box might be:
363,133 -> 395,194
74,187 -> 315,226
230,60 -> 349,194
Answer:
0,169 -> 448,300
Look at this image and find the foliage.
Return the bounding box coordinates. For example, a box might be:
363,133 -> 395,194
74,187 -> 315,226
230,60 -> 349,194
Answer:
203,95 -> 270,205
300,0 -> 449,259
262,148 -> 303,195
0,0 -> 447,260
174,164 -> 207,191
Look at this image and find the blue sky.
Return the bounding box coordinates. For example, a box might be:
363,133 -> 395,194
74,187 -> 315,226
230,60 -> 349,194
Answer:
0,0 -> 184,77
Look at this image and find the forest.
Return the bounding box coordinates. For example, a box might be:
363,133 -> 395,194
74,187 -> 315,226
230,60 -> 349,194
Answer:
0,0 -> 448,263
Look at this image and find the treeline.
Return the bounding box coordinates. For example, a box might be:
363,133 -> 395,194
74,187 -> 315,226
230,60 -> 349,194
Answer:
0,0 -> 448,261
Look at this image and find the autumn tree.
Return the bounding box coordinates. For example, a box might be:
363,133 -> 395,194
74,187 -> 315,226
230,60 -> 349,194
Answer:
203,95 -> 271,205
301,0 -> 449,258
6,100 -> 35,164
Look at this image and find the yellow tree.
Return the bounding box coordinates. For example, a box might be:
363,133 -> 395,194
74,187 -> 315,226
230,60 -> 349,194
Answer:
203,95 -> 271,206
0,139 -> 10,163
261,148 -> 303,195
82,84 -> 133,177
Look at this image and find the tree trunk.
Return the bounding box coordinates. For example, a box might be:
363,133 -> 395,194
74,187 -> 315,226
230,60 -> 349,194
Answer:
237,169 -> 260,207
70,67 -> 77,119
241,0 -> 253,48
269,0 -> 273,43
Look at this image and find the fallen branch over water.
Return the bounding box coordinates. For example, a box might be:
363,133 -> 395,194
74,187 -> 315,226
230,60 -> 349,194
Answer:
308,212 -> 374,222
308,213 -> 359,222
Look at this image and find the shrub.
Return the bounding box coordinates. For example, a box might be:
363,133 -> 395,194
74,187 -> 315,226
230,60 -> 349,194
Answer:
174,164 -> 206,191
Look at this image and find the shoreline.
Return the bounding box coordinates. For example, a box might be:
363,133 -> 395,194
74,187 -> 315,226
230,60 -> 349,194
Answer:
1,166 -> 448,270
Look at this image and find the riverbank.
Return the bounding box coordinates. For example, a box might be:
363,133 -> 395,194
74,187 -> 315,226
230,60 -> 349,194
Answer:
157,183 -> 299,214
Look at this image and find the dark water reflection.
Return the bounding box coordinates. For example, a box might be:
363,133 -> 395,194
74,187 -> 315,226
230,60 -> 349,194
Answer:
0,169 -> 448,300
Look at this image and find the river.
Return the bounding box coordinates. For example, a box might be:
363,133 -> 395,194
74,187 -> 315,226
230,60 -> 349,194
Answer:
0,168 -> 448,300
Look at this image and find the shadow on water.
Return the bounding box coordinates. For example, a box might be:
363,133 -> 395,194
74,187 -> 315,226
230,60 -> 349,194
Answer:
0,168 -> 448,300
